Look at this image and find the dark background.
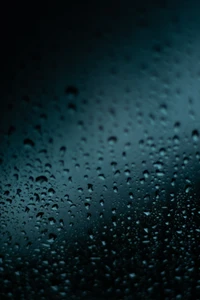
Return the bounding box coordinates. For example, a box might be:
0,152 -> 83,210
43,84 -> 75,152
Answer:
0,1 -> 200,299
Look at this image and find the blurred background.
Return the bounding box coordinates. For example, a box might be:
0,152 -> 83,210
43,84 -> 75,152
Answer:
0,1 -> 200,299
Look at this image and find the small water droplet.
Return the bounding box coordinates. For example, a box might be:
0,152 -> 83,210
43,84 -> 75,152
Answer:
108,136 -> 118,145
100,199 -> 104,206
113,186 -> 118,193
159,148 -> 166,156
98,174 -> 105,180
52,204 -> 59,211
35,175 -> 48,184
192,129 -> 199,143
49,217 -> 56,225
65,85 -> 79,99
48,188 -> 55,196
88,184 -> 93,192
159,103 -> 168,115
129,273 -> 136,279
174,121 -> 181,133
60,146 -> 66,156
24,138 -> 35,149
47,233 -> 57,243
143,170 -> 149,179
143,211 -> 151,216
185,184 -> 191,193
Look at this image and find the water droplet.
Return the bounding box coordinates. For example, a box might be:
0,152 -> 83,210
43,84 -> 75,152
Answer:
88,184 -> 93,192
85,203 -> 90,210
153,161 -> 163,170
174,121 -> 181,133
159,148 -> 166,156
35,175 -> 48,184
192,129 -> 199,142
173,135 -> 180,145
52,204 -> 59,211
159,103 -> 168,115
60,146 -> 66,156
100,199 -> 104,206
59,219 -> 64,227
36,212 -> 44,219
48,188 -> 55,196
143,211 -> 151,216
48,217 -> 56,225
156,170 -> 165,177
143,170 -> 149,179
47,233 -> 57,243
108,136 -> 118,145
124,169 -> 130,176
113,186 -> 118,193
65,85 -> 79,99
68,102 -> 77,113
185,184 -> 191,193
129,273 -> 136,279
24,138 -> 35,149
129,192 -> 133,199
98,174 -> 105,180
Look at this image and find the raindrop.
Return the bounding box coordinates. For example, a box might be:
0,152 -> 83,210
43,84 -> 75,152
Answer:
68,103 -> 77,113
98,174 -> 105,180
85,203 -> 90,210
36,212 -> 44,219
88,184 -> 93,192
100,199 -> 104,206
47,233 -> 57,243
153,161 -> 163,170
60,146 -> 66,156
159,148 -> 166,156
129,273 -> 136,279
35,175 -> 48,184
156,170 -> 165,177
52,204 -> 59,211
48,188 -> 55,196
143,170 -> 149,179
87,213 -> 91,220
129,192 -> 134,199
108,136 -> 118,145
174,121 -> 181,133
65,85 -> 79,99
159,103 -> 168,115
185,184 -> 191,194
143,211 -> 151,216
113,186 -> 118,193
59,219 -> 64,227
48,217 -> 56,225
192,129 -> 199,143
124,169 -> 130,176
24,138 -> 35,149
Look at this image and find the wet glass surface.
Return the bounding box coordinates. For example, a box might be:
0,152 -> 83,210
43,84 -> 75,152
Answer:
0,1 -> 200,299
